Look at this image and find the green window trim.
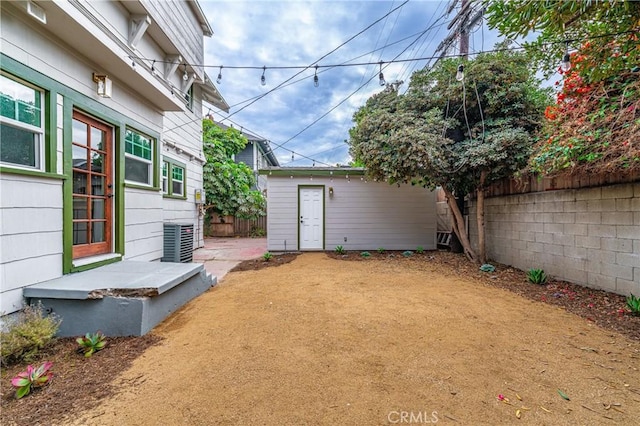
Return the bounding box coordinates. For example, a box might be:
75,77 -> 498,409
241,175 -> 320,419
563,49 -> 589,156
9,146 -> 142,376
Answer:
0,71 -> 56,174
124,128 -> 156,186
162,157 -> 187,199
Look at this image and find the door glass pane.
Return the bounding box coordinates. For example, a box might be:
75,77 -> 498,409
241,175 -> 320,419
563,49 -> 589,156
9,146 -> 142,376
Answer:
92,199 -> 105,219
91,221 -> 105,243
73,196 -> 88,219
91,127 -> 104,150
0,124 -> 38,167
72,145 -> 88,170
72,119 -> 87,146
73,173 -> 88,195
73,222 -> 88,244
91,175 -> 105,196
90,151 -> 104,173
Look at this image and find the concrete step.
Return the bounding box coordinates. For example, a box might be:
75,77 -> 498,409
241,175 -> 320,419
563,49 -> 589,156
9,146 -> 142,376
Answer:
24,261 -> 217,337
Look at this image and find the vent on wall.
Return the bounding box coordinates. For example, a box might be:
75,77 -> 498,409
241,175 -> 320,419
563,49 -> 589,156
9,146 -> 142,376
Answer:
162,223 -> 194,263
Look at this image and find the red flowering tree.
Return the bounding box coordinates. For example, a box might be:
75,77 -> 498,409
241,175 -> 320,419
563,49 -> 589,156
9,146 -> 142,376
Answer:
531,45 -> 640,175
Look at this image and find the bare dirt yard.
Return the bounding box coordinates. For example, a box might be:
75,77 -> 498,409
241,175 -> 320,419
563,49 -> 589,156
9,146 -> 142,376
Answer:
3,252 -> 640,425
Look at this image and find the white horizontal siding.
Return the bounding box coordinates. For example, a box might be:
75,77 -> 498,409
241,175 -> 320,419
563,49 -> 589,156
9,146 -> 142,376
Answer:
1,5 -> 163,132
266,176 -> 436,251
0,176 -> 64,314
124,188 -> 163,261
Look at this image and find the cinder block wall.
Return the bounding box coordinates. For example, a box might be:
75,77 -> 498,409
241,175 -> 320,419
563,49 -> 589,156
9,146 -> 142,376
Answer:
467,183 -> 640,295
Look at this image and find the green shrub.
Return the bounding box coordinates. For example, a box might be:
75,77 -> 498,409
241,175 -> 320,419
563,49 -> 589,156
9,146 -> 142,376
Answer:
402,250 -> 413,257
360,251 -> 371,258
250,226 -> 266,238
1,304 -> 60,366
627,294 -> 640,315
377,247 -> 385,254
527,268 -> 547,284
416,246 -> 424,254
335,245 -> 346,255
262,252 -> 273,262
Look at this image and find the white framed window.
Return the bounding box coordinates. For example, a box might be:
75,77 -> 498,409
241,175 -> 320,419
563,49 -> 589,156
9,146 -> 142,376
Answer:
161,161 -> 168,194
171,164 -> 184,196
124,129 -> 154,185
0,73 -> 45,170
162,157 -> 186,198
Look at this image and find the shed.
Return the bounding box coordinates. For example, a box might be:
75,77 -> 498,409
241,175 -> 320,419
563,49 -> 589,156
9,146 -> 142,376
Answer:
261,167 -> 437,252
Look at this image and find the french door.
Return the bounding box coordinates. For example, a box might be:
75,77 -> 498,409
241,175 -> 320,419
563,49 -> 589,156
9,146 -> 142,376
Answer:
71,111 -> 113,258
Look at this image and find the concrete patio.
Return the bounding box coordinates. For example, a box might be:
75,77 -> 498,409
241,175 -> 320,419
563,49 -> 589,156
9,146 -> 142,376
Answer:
193,237 -> 267,281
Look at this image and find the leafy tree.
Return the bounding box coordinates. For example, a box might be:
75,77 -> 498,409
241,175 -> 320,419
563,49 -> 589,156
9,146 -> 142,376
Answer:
485,1 -> 640,175
349,48 -> 550,263
202,120 -> 265,219
484,0 -> 640,82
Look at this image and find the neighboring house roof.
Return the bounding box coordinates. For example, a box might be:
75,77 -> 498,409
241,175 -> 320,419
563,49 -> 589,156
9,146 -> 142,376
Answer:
200,73 -> 229,112
213,121 -> 280,166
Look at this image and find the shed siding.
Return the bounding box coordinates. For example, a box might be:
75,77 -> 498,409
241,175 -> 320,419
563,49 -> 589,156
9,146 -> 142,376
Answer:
267,176 -> 436,251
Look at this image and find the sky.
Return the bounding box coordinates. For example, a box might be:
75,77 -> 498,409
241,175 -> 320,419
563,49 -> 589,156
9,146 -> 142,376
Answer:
199,0 -> 501,167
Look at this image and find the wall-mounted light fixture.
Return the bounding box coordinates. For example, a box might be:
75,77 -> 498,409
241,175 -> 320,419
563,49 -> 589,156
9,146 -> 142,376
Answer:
92,73 -> 112,98
329,187 -> 334,197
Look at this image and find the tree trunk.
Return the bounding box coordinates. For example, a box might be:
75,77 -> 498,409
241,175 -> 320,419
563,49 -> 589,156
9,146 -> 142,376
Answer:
442,187 -> 478,263
477,170 -> 488,264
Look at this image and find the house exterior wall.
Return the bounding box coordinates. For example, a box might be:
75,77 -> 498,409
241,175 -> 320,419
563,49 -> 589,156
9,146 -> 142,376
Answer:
266,174 -> 437,252
0,175 -> 63,314
0,1 -> 217,315
467,182 -> 640,296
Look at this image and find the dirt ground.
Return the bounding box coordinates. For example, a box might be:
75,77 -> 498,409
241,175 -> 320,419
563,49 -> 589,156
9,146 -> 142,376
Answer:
3,252 -> 640,425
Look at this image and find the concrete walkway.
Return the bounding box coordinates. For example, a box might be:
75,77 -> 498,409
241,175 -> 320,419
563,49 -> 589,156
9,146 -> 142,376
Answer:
193,237 -> 267,282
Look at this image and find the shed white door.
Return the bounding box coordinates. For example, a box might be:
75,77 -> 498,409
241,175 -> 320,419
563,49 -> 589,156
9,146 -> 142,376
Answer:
299,187 -> 323,250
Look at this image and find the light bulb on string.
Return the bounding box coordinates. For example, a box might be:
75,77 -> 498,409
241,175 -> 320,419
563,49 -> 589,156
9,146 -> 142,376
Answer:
216,66 -> 223,84
456,64 -> 464,81
378,62 -> 386,86
313,65 -> 319,87
261,66 -> 266,86
183,64 -> 188,81
291,152 -> 294,162
151,60 -> 156,75
561,42 -> 571,72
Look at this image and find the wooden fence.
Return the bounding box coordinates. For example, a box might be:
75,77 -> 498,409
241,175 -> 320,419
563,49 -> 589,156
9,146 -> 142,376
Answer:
206,213 -> 267,237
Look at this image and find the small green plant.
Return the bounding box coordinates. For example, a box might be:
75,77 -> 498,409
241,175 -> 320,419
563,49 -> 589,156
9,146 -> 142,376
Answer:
527,268 -> 547,284
360,251 -> 371,258
416,246 -> 424,254
1,303 -> 60,366
262,252 -> 273,262
335,245 -> 346,255
76,332 -> 107,358
402,250 -> 413,257
377,247 -> 385,254
627,294 -> 640,315
11,361 -> 53,399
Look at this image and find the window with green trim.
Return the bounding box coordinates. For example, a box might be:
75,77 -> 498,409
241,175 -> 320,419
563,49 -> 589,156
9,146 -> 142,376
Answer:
162,158 -> 186,198
161,161 -> 168,194
124,129 -> 154,185
0,73 -> 44,170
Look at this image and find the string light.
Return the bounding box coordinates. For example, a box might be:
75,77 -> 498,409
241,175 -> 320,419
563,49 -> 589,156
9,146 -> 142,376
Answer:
561,42 -> 571,72
216,66 -> 223,84
313,65 -> 319,87
182,64 -> 188,81
261,66 -> 266,86
378,62 -> 386,86
151,60 -> 156,75
456,64 -> 464,81
291,152 -> 294,161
